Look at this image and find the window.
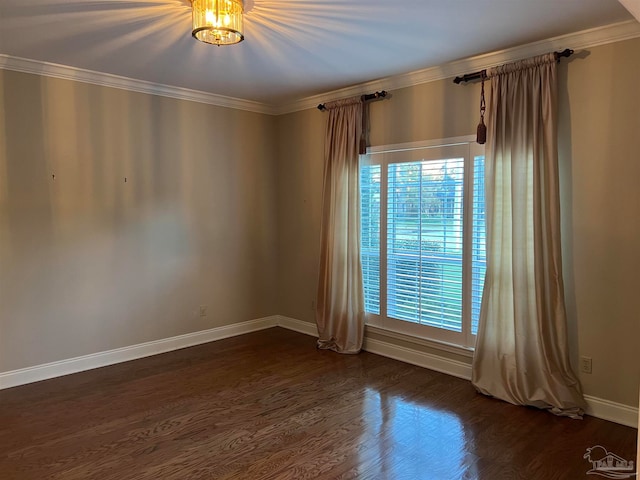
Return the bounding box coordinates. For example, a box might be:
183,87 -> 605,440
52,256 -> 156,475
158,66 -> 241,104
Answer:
360,137 -> 485,348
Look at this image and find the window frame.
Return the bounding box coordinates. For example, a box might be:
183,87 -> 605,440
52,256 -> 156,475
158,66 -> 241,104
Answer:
360,136 -> 485,350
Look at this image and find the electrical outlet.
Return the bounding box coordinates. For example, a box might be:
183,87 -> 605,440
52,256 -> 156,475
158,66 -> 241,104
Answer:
580,356 -> 592,374
199,305 -> 208,317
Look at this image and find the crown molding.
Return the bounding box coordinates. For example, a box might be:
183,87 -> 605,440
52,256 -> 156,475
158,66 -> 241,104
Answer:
1,20 -> 639,117
275,19 -> 640,115
0,55 -> 278,115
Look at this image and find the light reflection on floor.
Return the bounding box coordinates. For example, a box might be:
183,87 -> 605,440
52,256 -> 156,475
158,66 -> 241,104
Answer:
361,387 -> 479,479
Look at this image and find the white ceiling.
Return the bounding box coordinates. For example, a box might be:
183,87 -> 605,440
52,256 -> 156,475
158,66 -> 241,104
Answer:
0,0 -> 635,106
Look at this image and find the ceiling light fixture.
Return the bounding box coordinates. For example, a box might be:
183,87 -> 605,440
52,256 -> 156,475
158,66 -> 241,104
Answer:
192,0 -> 244,46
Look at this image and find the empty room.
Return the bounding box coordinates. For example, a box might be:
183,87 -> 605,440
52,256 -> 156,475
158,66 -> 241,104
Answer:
1,1 -> 639,478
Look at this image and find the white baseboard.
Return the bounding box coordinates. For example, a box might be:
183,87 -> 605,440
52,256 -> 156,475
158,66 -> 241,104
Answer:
277,315 -> 318,337
584,395 -> 639,428
274,317 -> 638,428
364,336 -> 638,428
363,337 -> 473,381
0,316 -> 278,390
275,316 -> 472,379
2,314 -> 636,428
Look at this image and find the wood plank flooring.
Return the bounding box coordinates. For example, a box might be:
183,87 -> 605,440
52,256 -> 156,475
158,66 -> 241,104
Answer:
0,328 -> 636,479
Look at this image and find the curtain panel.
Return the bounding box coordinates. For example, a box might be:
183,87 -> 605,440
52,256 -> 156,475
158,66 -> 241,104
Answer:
315,98 -> 365,354
472,53 -> 586,418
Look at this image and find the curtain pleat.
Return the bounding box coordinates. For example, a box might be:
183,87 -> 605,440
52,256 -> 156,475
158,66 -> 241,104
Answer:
472,53 -> 586,418
315,98 -> 365,354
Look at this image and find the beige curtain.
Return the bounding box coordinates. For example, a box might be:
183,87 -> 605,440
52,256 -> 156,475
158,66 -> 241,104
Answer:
315,98 -> 365,354
472,53 -> 586,418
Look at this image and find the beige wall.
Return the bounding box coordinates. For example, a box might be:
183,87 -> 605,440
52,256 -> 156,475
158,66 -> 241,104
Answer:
558,38 -> 640,406
0,70 -> 278,372
276,38 -> 640,407
2,37 -> 638,408
275,109 -> 324,320
275,79 -> 481,323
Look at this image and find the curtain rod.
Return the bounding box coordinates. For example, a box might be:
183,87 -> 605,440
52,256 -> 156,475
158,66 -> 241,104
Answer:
452,49 -> 574,84
317,91 -> 388,111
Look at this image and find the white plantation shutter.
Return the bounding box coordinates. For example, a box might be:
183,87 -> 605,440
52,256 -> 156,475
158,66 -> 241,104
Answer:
360,139 -> 485,347
387,159 -> 464,331
471,155 -> 486,335
360,164 -> 381,315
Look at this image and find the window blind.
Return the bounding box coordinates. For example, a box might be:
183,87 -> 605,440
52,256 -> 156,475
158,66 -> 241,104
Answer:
387,159 -> 465,331
360,164 -> 381,315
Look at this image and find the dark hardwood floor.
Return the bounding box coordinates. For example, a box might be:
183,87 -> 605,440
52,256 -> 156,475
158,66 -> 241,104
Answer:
0,328 -> 636,479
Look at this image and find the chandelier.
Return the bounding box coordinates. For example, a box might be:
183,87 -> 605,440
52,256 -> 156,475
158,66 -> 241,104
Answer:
192,0 -> 244,46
